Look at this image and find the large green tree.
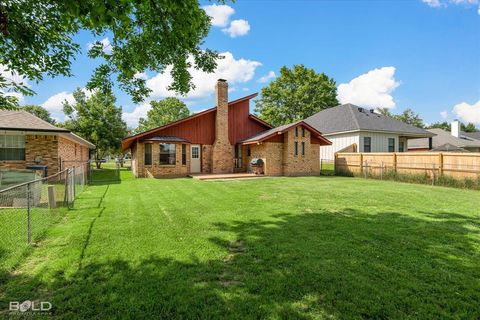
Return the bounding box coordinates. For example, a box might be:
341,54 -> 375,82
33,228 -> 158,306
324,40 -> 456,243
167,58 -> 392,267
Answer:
137,98 -> 190,133
21,105 -> 56,124
378,107 -> 425,128
254,65 -> 338,127
0,0 -> 220,109
63,89 -> 127,168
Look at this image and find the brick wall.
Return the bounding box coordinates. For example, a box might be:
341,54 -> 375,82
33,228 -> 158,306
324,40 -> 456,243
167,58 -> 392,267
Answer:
202,144 -> 213,173
134,142 -> 144,177
25,134 -> 60,174
245,126 -> 320,176
282,127 -> 320,176
58,136 -> 89,170
134,142 -> 190,178
247,143 -> 284,176
0,134 -> 90,176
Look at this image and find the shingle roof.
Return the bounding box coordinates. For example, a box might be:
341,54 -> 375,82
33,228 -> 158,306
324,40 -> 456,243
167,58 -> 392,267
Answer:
0,110 -> 69,132
431,143 -> 469,152
141,136 -> 190,143
241,122 -> 298,144
304,104 -> 434,137
463,131 -> 480,140
241,120 -> 331,145
408,128 -> 480,149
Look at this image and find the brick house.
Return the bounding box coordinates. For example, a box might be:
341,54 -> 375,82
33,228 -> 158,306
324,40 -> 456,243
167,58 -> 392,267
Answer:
122,79 -> 331,178
0,110 -> 95,175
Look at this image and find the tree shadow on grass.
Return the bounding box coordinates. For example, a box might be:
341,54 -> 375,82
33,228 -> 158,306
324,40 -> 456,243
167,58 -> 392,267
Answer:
1,209 -> 479,319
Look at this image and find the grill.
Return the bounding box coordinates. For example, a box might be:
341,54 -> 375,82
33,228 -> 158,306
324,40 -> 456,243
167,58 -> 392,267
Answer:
250,158 -> 264,174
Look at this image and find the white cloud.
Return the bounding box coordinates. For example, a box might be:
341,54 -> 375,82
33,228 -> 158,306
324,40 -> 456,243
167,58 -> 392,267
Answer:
453,100 -> 480,124
87,37 -> 112,55
122,102 -> 151,127
257,71 -> 276,83
41,88 -> 94,120
242,88 -> 250,91
145,51 -> 261,100
42,91 -> 76,112
337,66 -> 400,109
134,72 -> 148,80
202,4 -> 235,27
222,19 -> 250,37
422,0 -> 444,7
440,110 -> 448,119
422,0 -> 480,14
0,64 -> 30,103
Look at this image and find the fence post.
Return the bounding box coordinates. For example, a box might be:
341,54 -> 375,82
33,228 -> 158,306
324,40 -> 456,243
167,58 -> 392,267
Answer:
63,169 -> 69,206
334,153 -> 338,175
320,158 -> 323,175
432,163 -> 436,186
364,160 -> 368,179
439,153 -> 444,176
73,166 -> 76,199
359,153 -> 364,175
393,153 -> 397,173
26,183 -> 31,244
381,161 -> 384,180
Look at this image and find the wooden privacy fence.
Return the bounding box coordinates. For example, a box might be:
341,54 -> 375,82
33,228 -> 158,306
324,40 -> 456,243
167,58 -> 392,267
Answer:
335,152 -> 480,180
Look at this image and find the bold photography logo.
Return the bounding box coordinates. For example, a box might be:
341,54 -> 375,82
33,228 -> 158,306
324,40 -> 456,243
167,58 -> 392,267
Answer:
9,300 -> 52,313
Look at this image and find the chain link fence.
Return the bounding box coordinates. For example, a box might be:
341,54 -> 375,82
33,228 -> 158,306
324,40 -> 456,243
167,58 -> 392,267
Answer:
0,163 -> 88,270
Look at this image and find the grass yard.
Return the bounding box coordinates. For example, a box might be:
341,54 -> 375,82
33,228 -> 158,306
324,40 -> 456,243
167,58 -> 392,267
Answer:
0,169 -> 479,319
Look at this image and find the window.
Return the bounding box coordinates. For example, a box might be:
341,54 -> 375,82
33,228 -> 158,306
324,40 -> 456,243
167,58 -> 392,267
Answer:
295,127 -> 298,137
182,144 -> 187,165
247,147 -> 251,157
302,127 -> 305,137
364,137 -> 371,153
301,142 -> 305,156
294,141 -> 298,156
144,143 -> 152,165
191,146 -> 199,159
160,144 -> 176,165
0,135 -> 25,161
399,141 -> 405,152
388,138 -> 395,152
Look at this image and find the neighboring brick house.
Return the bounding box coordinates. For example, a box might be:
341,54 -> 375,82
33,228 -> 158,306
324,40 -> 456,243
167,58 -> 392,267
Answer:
122,79 -> 331,178
0,110 -> 95,175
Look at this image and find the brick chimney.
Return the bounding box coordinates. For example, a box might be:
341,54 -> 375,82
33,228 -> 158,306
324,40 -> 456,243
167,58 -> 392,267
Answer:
212,79 -> 234,173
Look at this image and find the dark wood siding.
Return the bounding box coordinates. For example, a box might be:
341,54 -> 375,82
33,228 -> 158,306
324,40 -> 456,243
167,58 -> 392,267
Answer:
134,100 -> 270,146
263,133 -> 284,143
139,111 -> 216,145
228,100 -> 270,144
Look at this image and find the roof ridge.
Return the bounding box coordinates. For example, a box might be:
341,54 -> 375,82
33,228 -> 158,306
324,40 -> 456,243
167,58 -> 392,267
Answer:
347,104 -> 361,130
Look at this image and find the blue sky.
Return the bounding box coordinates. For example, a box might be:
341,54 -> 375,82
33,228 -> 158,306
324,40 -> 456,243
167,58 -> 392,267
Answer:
16,0 -> 480,128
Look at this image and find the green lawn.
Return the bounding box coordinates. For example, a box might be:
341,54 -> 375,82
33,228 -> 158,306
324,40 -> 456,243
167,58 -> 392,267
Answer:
0,169 -> 479,319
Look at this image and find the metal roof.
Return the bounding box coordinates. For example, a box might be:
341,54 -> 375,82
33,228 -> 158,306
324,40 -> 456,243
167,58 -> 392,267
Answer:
304,104 -> 434,137
141,136 -> 190,143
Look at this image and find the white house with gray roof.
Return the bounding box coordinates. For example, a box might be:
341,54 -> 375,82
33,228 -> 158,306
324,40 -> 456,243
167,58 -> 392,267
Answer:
304,104 -> 435,160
